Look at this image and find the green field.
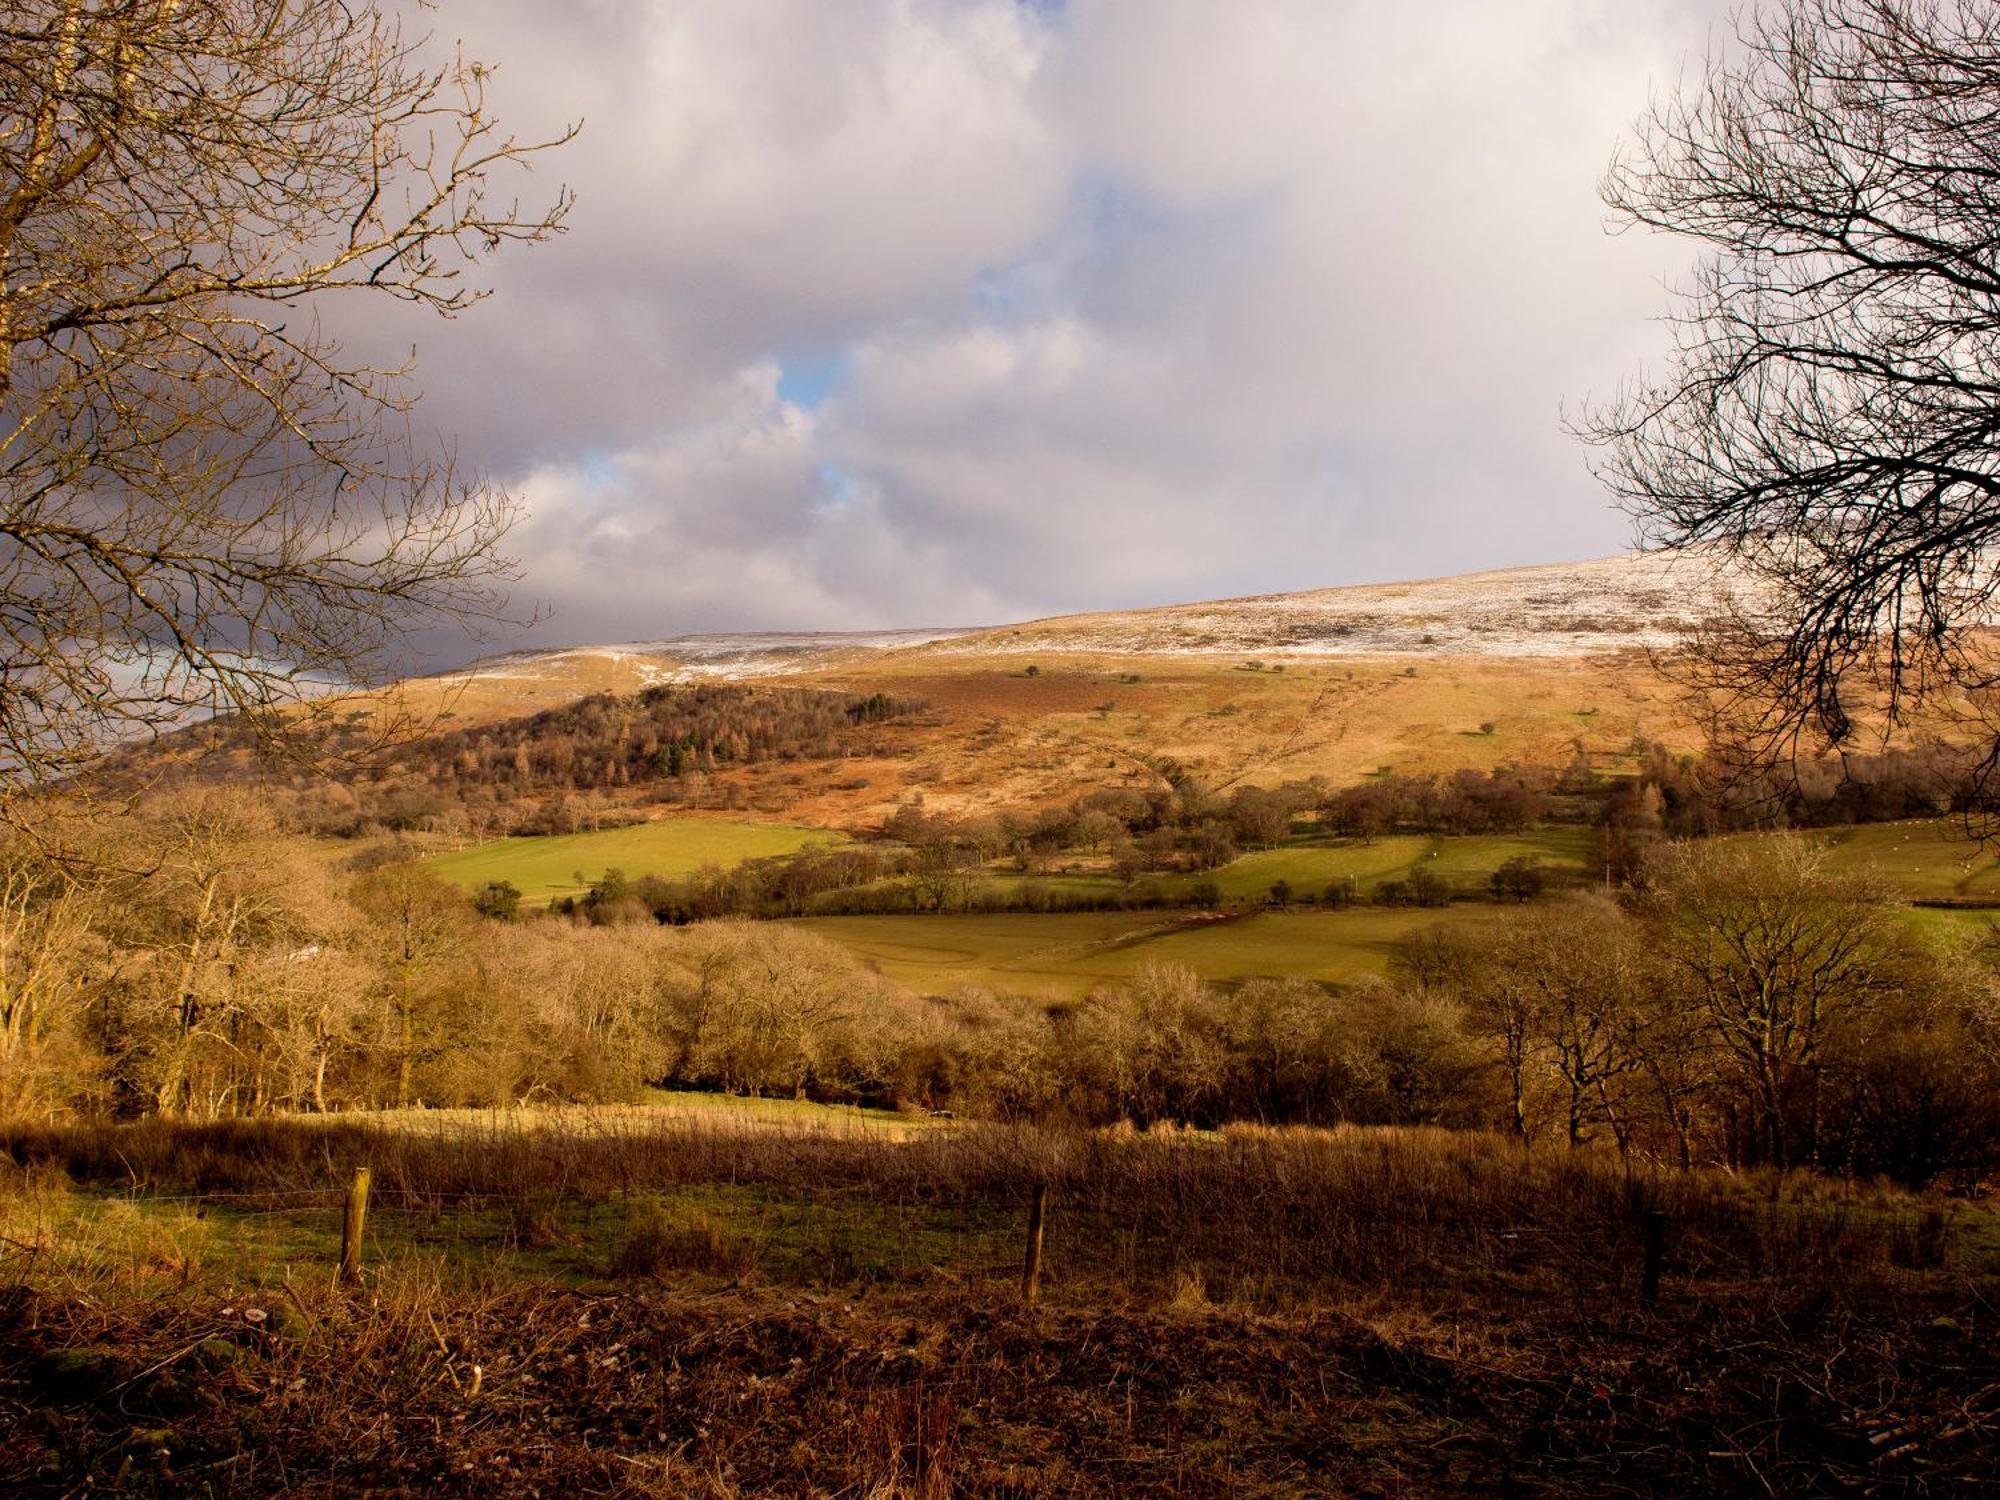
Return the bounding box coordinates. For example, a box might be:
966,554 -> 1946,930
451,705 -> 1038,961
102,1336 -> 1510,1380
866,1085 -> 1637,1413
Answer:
1806,819 -> 2000,902
794,820 -> 2000,998
973,828 -> 1600,907
1904,905 -> 2000,945
1192,827 -> 1596,900
421,818 -> 840,905
796,906 -> 1504,998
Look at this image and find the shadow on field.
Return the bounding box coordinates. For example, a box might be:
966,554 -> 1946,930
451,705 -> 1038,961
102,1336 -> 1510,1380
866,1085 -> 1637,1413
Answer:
2,1117 -> 1995,1495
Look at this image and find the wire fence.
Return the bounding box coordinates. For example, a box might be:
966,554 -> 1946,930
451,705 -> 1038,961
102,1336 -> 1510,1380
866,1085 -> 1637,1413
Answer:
1,1114 -> 1958,1308
4,1162 -> 1939,1311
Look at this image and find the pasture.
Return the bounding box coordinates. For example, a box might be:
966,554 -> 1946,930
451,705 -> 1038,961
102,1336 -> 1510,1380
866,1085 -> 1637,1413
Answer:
419,817 -> 839,905
972,828 -> 1600,907
1807,818 -> 2000,902
796,905 -> 1504,997
1188,826 -> 1596,901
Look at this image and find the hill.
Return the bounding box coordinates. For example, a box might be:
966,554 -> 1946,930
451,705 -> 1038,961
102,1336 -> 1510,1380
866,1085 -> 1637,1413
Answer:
428,550 -> 1744,709
303,552 -> 1736,829
926,550 -> 1748,658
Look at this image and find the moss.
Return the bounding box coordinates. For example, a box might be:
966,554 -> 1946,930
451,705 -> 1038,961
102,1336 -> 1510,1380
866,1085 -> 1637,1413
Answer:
30,1346 -> 125,1400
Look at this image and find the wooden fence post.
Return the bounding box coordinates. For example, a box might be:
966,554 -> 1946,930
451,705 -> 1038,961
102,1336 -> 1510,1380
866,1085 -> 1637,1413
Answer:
340,1167 -> 371,1285
1020,1182 -> 1049,1303
1640,1208 -> 1666,1307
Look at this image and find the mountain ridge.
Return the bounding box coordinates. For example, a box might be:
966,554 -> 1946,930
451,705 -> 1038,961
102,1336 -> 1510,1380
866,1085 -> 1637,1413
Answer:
433,550 -> 1743,704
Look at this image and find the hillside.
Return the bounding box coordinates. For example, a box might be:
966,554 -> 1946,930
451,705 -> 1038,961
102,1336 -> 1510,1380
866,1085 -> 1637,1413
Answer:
182,548 -> 1992,835
295,553 -> 1715,824
169,549 -> 1993,833
414,627 -> 971,720
429,551 -> 1742,713
926,550 -> 1748,659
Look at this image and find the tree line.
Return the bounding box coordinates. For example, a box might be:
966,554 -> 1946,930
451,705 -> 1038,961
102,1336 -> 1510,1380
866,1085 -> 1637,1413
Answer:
131,684 -> 929,840
3,789 -> 1994,1187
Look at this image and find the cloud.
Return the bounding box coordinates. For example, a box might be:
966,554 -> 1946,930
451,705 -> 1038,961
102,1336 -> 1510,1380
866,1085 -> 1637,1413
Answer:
387,0 -> 1731,658
500,366 -> 1013,641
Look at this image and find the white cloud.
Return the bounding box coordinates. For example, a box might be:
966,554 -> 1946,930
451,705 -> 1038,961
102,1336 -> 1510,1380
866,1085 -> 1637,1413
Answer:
389,0 -> 1731,655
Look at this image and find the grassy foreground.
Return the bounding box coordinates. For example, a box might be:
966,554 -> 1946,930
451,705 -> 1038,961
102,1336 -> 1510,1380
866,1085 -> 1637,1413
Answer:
420,818 -> 840,906
2,1115 -> 1994,1495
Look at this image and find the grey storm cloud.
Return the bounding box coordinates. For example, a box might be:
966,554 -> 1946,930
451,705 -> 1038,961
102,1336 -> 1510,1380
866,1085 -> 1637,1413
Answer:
372,0 -> 1734,658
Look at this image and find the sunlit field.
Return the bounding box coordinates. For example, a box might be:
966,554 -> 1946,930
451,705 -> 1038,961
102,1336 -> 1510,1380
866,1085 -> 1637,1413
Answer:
1804,818 -> 2000,902
797,905 -> 1509,996
420,818 -> 841,905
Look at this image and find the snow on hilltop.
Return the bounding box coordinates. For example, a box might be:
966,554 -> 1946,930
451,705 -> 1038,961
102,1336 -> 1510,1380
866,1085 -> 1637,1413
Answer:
441,552 -> 1748,698
933,551 -> 1751,659
436,628 -> 977,693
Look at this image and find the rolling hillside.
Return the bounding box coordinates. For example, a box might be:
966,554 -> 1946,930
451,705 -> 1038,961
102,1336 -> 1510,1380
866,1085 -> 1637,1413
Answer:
430,550 -> 1746,709
313,552 -> 1736,824
187,549 -> 1984,831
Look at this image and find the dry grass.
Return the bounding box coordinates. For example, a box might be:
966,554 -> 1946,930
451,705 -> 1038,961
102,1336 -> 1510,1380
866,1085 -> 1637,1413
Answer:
3,1117 -> 1995,1495
336,648 -> 1697,832
607,1201 -> 759,1280
1,1115 -> 1982,1297
783,652 -> 1695,826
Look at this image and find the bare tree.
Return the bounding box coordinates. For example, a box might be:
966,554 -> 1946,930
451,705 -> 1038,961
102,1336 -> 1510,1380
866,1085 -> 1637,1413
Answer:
0,834 -> 96,1112
0,1 -> 573,797
1581,1 -> 2000,786
1648,835 -> 1899,1170
351,860 -> 469,1109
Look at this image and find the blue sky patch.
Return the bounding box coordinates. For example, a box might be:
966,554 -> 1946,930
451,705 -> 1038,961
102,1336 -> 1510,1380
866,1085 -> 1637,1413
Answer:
777,352 -> 851,411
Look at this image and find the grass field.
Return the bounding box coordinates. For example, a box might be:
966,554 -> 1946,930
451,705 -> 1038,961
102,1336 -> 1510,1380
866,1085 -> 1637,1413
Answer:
796,820 -> 2000,997
975,828 -> 1601,906
348,1089 -> 928,1137
1201,826 -> 1596,900
797,905 -> 1503,997
1804,818 -> 2000,901
420,818 -> 839,905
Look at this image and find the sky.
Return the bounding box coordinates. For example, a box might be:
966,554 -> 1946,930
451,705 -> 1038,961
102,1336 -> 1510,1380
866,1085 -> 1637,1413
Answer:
379,0 -> 1731,656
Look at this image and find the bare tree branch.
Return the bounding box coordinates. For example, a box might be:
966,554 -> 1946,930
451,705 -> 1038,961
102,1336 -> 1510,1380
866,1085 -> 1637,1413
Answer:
0,0 -> 575,803
1577,0 -> 2000,805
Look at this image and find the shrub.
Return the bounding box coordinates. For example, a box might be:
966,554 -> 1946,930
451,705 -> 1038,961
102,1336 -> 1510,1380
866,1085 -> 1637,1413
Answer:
473,880 -> 522,920
609,1201 -> 758,1279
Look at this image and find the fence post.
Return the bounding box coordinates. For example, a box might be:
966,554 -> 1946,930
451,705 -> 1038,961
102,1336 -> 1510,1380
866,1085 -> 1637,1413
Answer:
1640,1208 -> 1666,1307
340,1167 -> 372,1285
1020,1182 -> 1049,1303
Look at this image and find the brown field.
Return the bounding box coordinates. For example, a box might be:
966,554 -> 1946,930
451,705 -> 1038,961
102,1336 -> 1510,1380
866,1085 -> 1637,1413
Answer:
790,650 -> 1692,820
288,645 -> 1697,835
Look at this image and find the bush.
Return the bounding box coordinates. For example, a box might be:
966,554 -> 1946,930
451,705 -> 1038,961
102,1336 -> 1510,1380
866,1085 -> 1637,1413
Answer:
473,880 -> 522,920
1490,856 -> 1543,902
609,1200 -> 758,1279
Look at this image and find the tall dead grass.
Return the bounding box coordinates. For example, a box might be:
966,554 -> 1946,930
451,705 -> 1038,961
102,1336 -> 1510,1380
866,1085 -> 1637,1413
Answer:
0,1114 -> 1955,1306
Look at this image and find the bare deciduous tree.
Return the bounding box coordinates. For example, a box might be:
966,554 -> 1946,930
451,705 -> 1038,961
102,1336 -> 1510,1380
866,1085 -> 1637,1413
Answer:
0,1 -> 573,796
352,861 -> 469,1109
1648,836 -> 1899,1170
0,835 -> 95,1112
1581,1 -> 2000,785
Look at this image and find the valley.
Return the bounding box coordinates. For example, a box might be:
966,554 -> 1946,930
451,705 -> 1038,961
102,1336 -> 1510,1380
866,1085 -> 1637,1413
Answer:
15,550 -> 2000,1499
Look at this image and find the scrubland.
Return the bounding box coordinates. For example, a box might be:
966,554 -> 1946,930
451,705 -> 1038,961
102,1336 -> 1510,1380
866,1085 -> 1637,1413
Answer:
2,1114 -> 1994,1495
